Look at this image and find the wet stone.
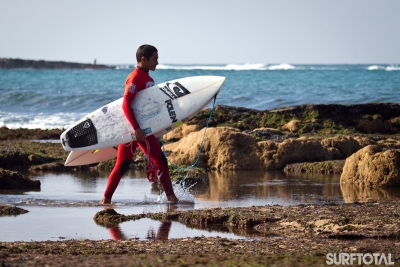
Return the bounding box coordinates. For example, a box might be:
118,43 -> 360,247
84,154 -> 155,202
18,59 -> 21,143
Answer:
0,205 -> 29,216
0,168 -> 40,190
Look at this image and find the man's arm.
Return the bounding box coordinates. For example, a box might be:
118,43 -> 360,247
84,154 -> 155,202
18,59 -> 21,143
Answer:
122,94 -> 146,141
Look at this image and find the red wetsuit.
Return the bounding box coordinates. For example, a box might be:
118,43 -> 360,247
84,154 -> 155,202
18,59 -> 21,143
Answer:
103,67 -> 174,200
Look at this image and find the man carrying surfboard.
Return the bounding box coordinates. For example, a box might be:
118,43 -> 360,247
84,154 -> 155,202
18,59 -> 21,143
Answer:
101,44 -> 179,204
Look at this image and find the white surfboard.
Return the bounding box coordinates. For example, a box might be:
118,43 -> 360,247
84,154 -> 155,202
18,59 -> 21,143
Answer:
64,131 -> 165,166
65,146 -> 119,166
60,76 -> 225,152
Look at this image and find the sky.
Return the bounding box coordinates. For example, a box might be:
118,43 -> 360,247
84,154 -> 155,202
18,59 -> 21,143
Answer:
1,0 -> 399,65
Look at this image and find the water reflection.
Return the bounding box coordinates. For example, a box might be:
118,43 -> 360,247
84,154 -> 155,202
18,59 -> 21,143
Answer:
340,183 -> 400,203
3,170 -> 400,242
4,169 -> 400,206
195,171 -> 343,205
145,221 -> 171,240
108,225 -> 127,240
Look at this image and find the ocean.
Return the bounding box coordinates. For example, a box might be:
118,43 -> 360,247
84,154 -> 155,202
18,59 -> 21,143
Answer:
0,63 -> 399,130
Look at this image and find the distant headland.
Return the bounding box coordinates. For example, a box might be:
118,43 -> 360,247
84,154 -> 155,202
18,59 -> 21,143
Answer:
0,58 -> 112,69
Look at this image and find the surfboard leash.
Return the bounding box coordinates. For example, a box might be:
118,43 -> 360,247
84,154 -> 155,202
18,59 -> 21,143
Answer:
160,95 -> 218,171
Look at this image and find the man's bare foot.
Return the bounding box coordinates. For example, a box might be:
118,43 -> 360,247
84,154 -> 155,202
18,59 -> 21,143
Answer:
167,194 -> 179,204
100,196 -> 111,205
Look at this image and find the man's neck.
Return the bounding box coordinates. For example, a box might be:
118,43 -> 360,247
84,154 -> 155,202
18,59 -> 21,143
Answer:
137,65 -> 149,73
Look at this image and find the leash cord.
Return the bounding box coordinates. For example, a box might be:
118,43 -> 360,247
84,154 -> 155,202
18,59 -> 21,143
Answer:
160,95 -> 217,171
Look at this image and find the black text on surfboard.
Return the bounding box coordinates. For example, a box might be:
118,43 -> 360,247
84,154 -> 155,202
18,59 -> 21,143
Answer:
165,99 -> 178,123
159,82 -> 190,99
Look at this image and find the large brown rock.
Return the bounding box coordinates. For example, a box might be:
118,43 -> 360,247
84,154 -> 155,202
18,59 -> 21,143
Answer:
164,127 -> 265,170
340,145 -> 400,187
377,138 -> 400,149
273,138 -> 332,169
320,136 -> 362,159
165,127 -> 338,171
162,124 -> 200,142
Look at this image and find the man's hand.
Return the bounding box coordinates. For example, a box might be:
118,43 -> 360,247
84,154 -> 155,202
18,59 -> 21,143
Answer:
134,128 -> 146,142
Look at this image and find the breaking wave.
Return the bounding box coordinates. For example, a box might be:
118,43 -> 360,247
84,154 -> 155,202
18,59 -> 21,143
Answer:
367,65 -> 400,71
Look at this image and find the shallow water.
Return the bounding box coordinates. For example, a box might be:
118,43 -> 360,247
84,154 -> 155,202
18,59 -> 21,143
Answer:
1,170 -> 400,242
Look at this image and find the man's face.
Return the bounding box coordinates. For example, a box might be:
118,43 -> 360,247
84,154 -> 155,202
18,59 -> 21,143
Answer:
142,52 -> 158,71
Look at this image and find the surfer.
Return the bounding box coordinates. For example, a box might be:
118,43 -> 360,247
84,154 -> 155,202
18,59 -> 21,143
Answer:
101,44 -> 179,204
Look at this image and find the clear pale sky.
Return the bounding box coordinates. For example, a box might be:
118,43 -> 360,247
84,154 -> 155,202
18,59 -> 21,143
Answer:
1,0 -> 399,65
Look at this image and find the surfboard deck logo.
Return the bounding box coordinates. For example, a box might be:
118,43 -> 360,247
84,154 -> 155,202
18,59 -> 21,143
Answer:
165,99 -> 177,123
159,82 -> 190,99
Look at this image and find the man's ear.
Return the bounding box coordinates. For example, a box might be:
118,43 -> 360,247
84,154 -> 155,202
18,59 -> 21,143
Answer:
140,56 -> 147,63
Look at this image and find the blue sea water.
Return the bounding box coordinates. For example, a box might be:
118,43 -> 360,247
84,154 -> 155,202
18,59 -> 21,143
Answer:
0,63 -> 399,129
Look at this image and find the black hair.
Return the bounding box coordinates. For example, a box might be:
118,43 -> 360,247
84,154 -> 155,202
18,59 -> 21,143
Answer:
136,44 -> 158,63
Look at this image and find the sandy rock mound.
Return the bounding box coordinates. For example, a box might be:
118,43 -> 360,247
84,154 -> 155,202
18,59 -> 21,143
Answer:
281,120 -> 301,133
377,138 -> 400,149
164,127 -> 338,171
273,138 -> 332,169
321,136 -> 362,159
162,124 -> 200,142
164,127 -> 264,170
341,145 -> 400,187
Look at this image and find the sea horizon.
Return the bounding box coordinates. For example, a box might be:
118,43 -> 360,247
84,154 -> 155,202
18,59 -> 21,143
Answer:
0,63 -> 399,130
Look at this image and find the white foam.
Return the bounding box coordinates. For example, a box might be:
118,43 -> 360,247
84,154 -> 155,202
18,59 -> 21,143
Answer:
367,65 -> 385,70
268,63 -> 295,70
115,65 -> 133,70
157,63 -> 267,71
224,63 -> 267,70
368,65 -> 400,71
0,111 -> 86,129
386,65 -> 400,71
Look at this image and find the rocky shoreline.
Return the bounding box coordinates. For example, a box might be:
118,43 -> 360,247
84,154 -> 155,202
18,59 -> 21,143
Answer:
1,201 -> 400,266
1,102 -> 400,266
0,58 -> 112,69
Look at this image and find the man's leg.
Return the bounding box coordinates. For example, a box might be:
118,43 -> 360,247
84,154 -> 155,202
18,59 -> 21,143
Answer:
138,135 -> 178,203
101,142 -> 138,204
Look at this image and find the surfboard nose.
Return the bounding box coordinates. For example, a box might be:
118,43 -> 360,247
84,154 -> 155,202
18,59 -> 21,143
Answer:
206,76 -> 225,95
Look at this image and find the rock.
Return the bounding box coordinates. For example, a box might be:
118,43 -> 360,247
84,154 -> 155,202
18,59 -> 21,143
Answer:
251,127 -> 285,142
93,208 -> 142,227
169,167 -> 209,186
377,138 -> 400,149
340,145 -> 400,187
353,136 -> 375,147
0,168 -> 40,190
321,136 -> 362,159
356,114 -> 394,133
0,127 -> 63,140
0,146 -> 58,169
162,124 -> 200,142
390,117 -> 400,127
257,141 -> 278,170
282,120 -> 301,133
164,127 -> 265,170
0,205 -> 29,216
0,58 -> 111,69
284,160 -> 345,174
165,127 -> 341,171
29,162 -> 67,171
273,138 -> 332,169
